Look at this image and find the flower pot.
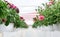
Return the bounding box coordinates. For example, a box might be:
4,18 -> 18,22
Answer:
37,25 -> 53,31
0,23 -> 14,32
6,23 -> 14,32
53,23 -> 60,31
0,23 -> 6,32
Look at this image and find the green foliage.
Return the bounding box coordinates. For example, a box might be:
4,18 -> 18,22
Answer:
33,0 -> 60,28
0,0 -> 9,19
0,0 -> 28,28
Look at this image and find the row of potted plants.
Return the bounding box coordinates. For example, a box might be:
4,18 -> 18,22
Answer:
0,0 -> 60,31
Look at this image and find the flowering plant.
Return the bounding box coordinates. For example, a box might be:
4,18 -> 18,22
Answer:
33,0 -> 60,28
0,0 -> 28,28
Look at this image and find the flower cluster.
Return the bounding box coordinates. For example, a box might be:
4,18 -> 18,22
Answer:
5,1 -> 19,13
0,0 -> 28,28
33,0 -> 60,28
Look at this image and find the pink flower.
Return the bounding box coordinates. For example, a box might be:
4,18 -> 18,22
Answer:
5,1 -> 16,9
5,1 -> 19,13
20,17 -> 24,19
47,1 -> 53,6
39,15 -> 45,21
49,1 -> 53,4
8,3 -> 19,13
12,4 -> 16,9
9,4 -> 16,9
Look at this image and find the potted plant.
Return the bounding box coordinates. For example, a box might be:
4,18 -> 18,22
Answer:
0,0 -> 28,32
33,0 -> 60,31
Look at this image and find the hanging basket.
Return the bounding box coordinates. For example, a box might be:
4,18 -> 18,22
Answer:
0,23 -> 14,32
36,25 -> 53,31
53,23 -> 60,31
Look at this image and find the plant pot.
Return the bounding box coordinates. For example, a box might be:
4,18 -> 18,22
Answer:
0,23 -> 6,32
53,23 -> 60,31
37,25 -> 53,31
6,23 -> 14,32
0,23 -> 14,32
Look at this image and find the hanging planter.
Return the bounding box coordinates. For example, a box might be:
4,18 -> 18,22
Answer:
37,25 -> 53,31
0,23 -> 14,32
53,23 -> 60,31
0,23 -> 6,32
33,0 -> 60,31
6,23 -> 14,32
0,0 -> 28,32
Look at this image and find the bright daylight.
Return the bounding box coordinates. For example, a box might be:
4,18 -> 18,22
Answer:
0,0 -> 60,37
